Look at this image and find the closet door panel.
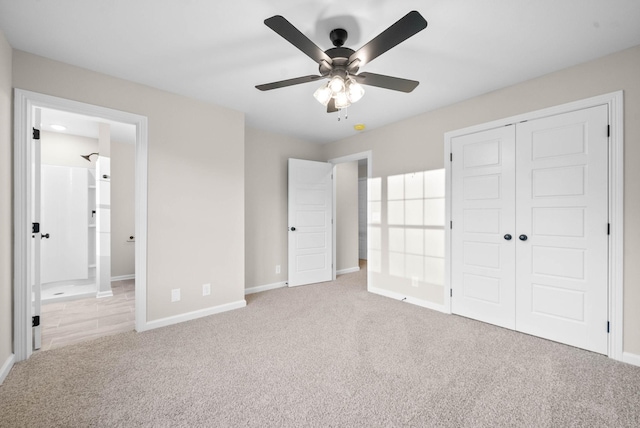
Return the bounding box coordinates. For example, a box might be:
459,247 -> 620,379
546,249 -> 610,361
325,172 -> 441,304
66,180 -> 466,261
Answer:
451,126 -> 516,329
515,105 -> 609,354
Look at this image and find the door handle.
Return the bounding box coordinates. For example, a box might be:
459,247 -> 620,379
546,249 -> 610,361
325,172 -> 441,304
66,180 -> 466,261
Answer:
504,234 -> 512,241
519,234 -> 528,241
290,227 -> 296,231
41,233 -> 50,239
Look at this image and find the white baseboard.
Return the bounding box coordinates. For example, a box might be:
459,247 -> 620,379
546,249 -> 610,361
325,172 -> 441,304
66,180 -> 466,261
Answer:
96,290 -> 114,299
368,286 -> 448,313
0,353 -> 15,385
139,299 -> 246,332
245,281 -> 287,295
336,266 -> 360,275
111,274 -> 135,282
622,352 -> 640,367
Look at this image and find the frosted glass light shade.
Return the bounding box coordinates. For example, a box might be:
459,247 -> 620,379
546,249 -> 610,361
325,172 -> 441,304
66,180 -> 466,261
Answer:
329,76 -> 345,94
346,78 -> 365,103
313,84 -> 332,106
334,91 -> 351,109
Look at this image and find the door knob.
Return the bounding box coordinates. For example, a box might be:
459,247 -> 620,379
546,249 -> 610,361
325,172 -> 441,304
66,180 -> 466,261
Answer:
519,234 -> 528,241
504,234 -> 512,241
41,233 -> 50,239
290,227 -> 296,231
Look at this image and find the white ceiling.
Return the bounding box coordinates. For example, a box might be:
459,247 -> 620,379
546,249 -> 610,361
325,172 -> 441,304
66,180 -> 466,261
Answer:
2,0 -> 639,144
40,108 -> 136,144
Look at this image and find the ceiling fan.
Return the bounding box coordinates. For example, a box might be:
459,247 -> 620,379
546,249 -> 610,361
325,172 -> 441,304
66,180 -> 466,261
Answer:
256,11 -> 428,113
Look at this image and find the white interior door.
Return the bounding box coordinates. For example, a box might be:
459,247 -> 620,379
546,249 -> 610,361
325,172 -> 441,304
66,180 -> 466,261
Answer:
32,108 -> 42,350
515,105 -> 609,354
288,158 -> 333,287
451,126 -> 517,329
450,105 -> 609,354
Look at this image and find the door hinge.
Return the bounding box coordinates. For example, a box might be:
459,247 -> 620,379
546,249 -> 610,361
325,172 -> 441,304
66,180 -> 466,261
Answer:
607,125 -> 610,137
32,222 -> 40,234
450,153 -> 453,162
32,316 -> 40,327
607,321 -> 610,333
450,220 -> 453,229
450,289 -> 453,297
32,128 -> 40,140
607,223 -> 610,235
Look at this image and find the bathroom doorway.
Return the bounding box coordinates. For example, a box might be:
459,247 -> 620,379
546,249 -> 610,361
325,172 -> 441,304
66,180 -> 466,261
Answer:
37,108 -> 137,350
13,89 -> 149,361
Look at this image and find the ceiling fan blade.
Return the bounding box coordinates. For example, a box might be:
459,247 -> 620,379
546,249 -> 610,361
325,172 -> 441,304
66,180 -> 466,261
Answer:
327,98 -> 338,113
265,15 -> 333,65
354,72 -> 419,93
349,11 -> 427,69
256,75 -> 325,91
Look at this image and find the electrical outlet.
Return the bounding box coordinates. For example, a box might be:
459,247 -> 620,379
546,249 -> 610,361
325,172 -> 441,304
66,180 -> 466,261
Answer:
411,277 -> 419,288
171,288 -> 181,302
275,265 -> 281,274
202,283 -> 211,296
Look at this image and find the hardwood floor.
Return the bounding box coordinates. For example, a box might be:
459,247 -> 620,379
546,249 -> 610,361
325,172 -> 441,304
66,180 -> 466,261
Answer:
40,279 -> 135,351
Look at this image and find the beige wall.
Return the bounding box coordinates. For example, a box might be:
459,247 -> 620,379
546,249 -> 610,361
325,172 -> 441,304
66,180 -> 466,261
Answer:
110,140 -> 135,278
335,161 -> 359,272
244,127 -> 323,289
358,162 -> 367,179
13,50 -> 245,322
0,31 -> 13,372
322,44 -> 640,354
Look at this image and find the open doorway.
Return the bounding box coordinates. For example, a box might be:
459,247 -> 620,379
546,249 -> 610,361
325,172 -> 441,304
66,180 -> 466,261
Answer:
330,151 -> 372,287
37,108 -> 136,350
13,89 -> 148,361
358,159 -> 367,263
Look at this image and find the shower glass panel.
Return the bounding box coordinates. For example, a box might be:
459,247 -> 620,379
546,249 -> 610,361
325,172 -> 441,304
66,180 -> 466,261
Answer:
41,165 -> 89,284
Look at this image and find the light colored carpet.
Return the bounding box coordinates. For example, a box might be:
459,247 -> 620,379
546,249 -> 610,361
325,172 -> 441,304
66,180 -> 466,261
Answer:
2,268 -> 640,427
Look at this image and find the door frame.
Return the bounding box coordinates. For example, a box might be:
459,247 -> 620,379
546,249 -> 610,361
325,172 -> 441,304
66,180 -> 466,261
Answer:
444,91 -> 624,361
329,150 -> 373,282
13,89 -> 149,361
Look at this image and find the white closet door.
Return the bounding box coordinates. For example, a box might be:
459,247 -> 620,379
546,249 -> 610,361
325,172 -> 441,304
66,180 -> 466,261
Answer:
451,126 -> 516,329
288,158 -> 333,287
515,105 -> 609,354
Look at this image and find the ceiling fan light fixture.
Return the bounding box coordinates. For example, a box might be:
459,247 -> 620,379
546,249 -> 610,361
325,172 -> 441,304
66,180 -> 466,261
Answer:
313,83 -> 332,106
258,12 -> 428,115
346,78 -> 365,103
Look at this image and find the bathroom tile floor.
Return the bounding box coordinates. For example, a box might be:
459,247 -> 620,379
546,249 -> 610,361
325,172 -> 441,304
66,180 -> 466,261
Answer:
39,279 -> 135,351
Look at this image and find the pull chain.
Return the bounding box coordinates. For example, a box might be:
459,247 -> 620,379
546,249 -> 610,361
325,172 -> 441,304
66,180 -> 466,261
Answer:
337,107 -> 349,122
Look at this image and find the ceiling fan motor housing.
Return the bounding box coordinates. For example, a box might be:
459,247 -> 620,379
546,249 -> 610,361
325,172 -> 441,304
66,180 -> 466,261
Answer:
330,28 -> 348,47
320,46 -> 357,77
